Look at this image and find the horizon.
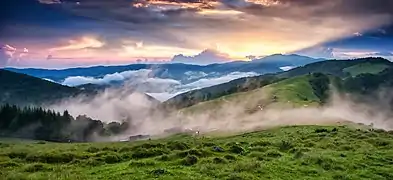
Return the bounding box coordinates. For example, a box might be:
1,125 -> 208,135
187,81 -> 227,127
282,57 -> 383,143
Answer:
3,53 -> 392,70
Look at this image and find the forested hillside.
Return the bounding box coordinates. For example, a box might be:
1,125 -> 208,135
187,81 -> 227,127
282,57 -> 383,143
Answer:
0,104 -> 128,142
0,70 -> 89,105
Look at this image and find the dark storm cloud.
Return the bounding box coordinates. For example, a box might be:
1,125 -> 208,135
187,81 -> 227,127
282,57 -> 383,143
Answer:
4,0 -> 392,42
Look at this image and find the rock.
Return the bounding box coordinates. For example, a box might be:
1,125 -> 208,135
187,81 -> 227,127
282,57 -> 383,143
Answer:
213,146 -> 224,152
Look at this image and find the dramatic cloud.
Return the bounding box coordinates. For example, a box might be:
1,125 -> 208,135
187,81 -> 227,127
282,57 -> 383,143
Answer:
1,0 -> 393,67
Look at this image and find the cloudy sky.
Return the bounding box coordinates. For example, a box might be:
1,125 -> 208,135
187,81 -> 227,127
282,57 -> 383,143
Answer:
1,0 -> 393,68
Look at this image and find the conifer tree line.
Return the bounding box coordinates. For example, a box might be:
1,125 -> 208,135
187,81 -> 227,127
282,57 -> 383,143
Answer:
0,104 -> 128,142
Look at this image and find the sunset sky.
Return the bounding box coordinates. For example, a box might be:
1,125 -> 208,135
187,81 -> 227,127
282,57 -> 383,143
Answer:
1,0 -> 393,68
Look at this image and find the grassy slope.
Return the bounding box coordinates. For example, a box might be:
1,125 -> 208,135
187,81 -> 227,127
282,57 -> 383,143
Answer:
1,126 -> 393,180
343,63 -> 390,77
180,75 -> 323,114
268,75 -> 321,106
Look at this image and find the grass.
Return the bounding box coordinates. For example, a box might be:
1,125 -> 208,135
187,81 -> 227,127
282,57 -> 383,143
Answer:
343,63 -> 389,77
269,75 -> 321,107
180,75 -> 321,115
180,86 -> 271,114
1,125 -> 393,179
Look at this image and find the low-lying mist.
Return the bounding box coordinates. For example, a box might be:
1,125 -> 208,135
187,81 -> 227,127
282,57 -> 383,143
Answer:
48,86 -> 393,142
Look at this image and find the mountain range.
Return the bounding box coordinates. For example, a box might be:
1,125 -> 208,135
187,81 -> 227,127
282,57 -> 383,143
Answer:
5,54 -> 323,85
1,55 -> 392,113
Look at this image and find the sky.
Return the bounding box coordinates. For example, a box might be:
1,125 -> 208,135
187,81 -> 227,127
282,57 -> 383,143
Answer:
1,0 -> 393,68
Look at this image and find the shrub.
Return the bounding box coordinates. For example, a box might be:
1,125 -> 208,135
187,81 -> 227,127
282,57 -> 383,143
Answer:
7,151 -> 28,159
167,141 -> 189,150
212,157 -> 227,164
374,129 -> 386,133
131,148 -> 167,159
94,151 -> 109,157
151,168 -> 168,176
251,141 -> 272,147
248,152 -> 263,158
368,139 -> 391,147
87,147 -> 100,153
315,128 -> 329,133
25,152 -> 76,164
0,161 -> 20,168
264,150 -> 282,158
181,155 -> 198,166
188,149 -> 203,157
176,151 -> 189,158
102,147 -> 117,152
189,149 -> 210,157
250,146 -> 268,152
157,155 -> 170,161
226,174 -> 245,180
340,145 -> 354,151
229,145 -> 245,154
120,153 -> 132,160
23,163 -> 50,172
278,140 -> 294,152
224,155 -> 236,161
84,158 -> 105,166
0,143 -> 10,148
233,161 -> 261,172
203,142 -> 216,147
301,155 -> 343,171
104,153 -> 121,164
118,147 -> 132,153
303,140 -> 316,147
293,151 -> 304,159
129,160 -> 156,167
141,143 -> 165,149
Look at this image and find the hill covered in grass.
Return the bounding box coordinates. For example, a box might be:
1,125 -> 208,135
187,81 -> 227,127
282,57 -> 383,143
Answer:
164,57 -> 392,110
1,125 -> 392,179
0,69 -> 89,106
179,73 -> 334,115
